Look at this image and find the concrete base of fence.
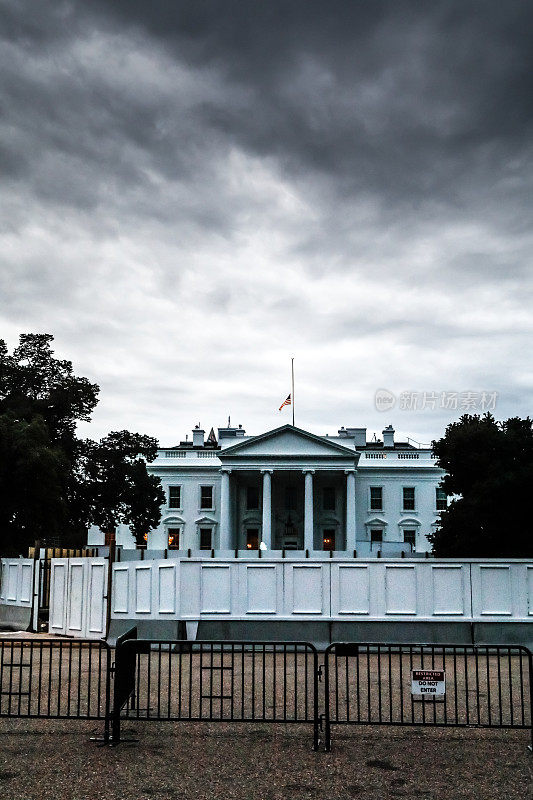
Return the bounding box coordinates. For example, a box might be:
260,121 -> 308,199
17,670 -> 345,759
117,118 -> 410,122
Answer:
194,620 -> 474,650
0,604 -> 32,632
108,619 -> 186,645
473,622 -> 533,650
195,620 -> 533,650
106,618 -> 533,650
197,620 -> 332,650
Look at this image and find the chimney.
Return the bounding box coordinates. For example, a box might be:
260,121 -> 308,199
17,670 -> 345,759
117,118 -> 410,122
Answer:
382,425 -> 395,448
346,428 -> 367,448
192,425 -> 205,448
235,424 -> 245,437
337,426 -> 349,438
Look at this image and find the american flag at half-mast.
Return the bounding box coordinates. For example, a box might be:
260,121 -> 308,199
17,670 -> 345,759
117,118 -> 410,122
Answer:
279,394 -> 291,411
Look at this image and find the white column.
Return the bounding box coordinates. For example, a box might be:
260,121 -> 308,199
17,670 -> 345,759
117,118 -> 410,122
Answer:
345,469 -> 356,552
219,469 -> 231,549
261,470 -> 272,549
303,469 -> 314,553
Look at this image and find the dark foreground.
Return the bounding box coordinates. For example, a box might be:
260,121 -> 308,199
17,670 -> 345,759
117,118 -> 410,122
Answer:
0,720 -> 531,800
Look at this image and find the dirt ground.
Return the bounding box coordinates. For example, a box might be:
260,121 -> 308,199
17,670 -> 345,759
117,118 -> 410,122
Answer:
0,718 -> 531,800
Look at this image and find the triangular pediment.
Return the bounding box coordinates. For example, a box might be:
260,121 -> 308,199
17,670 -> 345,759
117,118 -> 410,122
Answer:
220,424 -> 357,459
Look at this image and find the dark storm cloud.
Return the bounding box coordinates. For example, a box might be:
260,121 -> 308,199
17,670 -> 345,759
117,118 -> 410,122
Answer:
4,1 -> 533,211
85,2 -> 533,181
1,0 -> 532,444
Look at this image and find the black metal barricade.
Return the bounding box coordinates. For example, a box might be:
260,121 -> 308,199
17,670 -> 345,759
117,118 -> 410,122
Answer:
112,639 -> 320,749
323,642 -> 533,751
111,626 -> 138,742
0,637 -> 112,740
3,636 -> 530,753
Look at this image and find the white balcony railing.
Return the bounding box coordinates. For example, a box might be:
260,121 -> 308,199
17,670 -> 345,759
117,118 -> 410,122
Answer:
162,450 -> 220,460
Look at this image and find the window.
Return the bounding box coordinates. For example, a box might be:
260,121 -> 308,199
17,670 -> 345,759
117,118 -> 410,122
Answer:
246,528 -> 259,549
403,529 -> 416,548
246,486 -> 259,510
371,529 -> 383,543
436,488 -> 447,511
323,529 -> 335,551
200,485 -> 213,509
403,487 -> 415,511
285,486 -> 297,511
167,528 -> 180,549
323,487 -> 336,511
199,528 -> 212,550
370,487 -> 383,510
168,486 -> 181,509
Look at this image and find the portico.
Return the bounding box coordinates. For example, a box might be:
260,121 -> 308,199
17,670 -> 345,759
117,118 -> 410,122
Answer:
218,425 -> 360,552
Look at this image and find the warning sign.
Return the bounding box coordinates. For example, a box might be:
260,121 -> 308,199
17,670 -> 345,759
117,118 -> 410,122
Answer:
411,669 -> 445,698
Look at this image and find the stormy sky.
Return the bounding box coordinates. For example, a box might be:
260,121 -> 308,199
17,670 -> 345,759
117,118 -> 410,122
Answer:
1,0 -> 532,446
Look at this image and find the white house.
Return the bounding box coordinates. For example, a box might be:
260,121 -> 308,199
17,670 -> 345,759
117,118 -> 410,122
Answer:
88,422 -> 446,556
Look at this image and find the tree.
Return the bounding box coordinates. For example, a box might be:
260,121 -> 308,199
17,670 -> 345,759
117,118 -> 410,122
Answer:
0,334 -> 99,451
81,431 -> 165,547
0,334 -> 164,553
0,414 -> 69,555
428,414 -> 533,558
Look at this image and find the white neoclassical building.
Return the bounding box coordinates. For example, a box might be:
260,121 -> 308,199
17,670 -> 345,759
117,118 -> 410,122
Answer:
88,422 -> 446,556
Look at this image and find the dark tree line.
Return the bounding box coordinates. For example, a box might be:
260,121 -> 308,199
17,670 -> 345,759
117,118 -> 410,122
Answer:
429,413 -> 533,558
0,334 -> 164,555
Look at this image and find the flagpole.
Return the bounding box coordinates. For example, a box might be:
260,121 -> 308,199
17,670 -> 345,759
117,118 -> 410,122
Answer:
291,357 -> 295,426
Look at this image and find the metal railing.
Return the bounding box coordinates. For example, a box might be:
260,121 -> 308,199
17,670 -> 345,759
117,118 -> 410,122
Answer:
112,639 -> 319,749
323,642 -> 533,751
0,635 -> 530,753
0,637 -> 111,739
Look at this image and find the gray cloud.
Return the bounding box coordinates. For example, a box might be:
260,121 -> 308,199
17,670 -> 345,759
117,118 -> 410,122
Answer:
1,0 -> 532,446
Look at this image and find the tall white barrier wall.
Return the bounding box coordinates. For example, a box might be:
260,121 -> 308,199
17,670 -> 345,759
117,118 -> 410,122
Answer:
0,558 -> 36,631
0,558 -> 35,609
110,559 -> 533,623
49,558 -> 108,639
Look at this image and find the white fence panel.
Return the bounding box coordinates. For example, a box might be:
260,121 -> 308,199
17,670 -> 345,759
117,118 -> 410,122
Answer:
429,564 -> 470,616
470,562 -> 530,619
329,561 -> 472,620
87,559 -> 108,636
110,558 -> 532,623
133,564 -> 153,615
0,558 -> 34,608
66,559 -> 86,636
284,562 -> 330,616
331,563 -> 370,615
240,563 -> 283,616
156,562 -> 177,615
200,564 -> 232,614
49,559 -> 69,635
49,557 -> 108,639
